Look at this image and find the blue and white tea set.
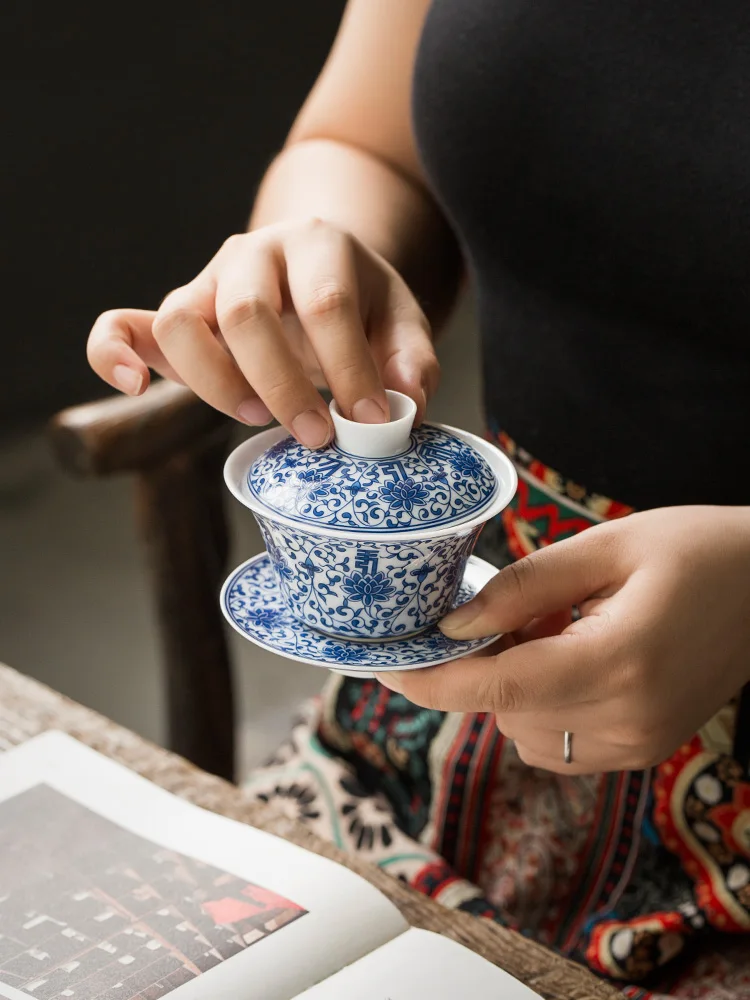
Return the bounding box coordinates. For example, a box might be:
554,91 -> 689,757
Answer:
220,391 -> 518,678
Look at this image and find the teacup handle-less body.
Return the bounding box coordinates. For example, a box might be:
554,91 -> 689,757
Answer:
222,387 -> 517,646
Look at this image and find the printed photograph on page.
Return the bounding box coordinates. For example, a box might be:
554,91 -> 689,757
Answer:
0,784 -> 306,999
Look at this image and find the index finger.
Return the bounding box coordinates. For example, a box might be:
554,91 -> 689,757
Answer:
376,630 -> 604,714
87,308 -> 183,393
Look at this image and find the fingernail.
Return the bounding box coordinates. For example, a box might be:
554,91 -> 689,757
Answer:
351,398 -> 387,424
237,398 -> 273,426
113,364 -> 143,396
292,409 -> 332,449
439,600 -> 481,637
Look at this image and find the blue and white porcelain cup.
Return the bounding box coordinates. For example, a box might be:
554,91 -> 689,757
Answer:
224,390 -> 517,641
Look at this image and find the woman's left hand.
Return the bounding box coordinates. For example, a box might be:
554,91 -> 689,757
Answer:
377,506 -> 750,774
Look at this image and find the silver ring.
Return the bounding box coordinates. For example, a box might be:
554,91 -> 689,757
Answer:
564,731 -> 573,765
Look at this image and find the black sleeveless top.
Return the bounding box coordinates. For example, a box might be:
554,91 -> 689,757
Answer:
412,0 -> 750,510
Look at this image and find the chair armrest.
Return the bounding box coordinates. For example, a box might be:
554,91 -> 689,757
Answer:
49,381 -> 232,477
48,379 -> 239,779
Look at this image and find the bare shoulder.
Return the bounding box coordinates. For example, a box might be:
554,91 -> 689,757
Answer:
289,0 -> 433,184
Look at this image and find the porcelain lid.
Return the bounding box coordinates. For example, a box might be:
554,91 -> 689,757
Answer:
246,391 -> 499,535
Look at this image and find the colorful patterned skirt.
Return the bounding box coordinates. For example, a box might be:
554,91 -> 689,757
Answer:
246,429 -> 750,998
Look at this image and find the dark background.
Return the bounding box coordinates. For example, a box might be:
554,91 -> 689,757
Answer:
2,0 -> 346,432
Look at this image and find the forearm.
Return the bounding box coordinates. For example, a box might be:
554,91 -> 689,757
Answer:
250,138 -> 462,330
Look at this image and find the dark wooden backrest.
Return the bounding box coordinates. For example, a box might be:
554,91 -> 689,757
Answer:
49,383 -> 238,781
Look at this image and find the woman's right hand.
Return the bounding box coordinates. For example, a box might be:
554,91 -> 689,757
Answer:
87,218 -> 439,448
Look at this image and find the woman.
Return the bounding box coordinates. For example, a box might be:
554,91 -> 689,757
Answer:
87,1 -> 750,994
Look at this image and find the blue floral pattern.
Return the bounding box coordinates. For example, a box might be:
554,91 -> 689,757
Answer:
256,514 -> 480,640
247,424 -> 498,534
379,478 -> 430,514
222,553 -> 499,669
341,571 -> 397,607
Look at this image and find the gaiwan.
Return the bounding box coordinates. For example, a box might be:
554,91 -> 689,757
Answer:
223,391 -> 517,642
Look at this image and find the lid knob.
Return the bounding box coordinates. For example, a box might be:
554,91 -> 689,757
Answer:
330,389 -> 417,458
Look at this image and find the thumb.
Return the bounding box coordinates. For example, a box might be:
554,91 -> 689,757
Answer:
440,525 -> 619,639
371,289 -> 440,426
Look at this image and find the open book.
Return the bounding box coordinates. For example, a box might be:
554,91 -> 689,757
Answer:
0,733 -> 540,1000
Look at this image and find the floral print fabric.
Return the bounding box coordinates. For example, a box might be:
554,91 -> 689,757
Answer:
246,429 -> 750,998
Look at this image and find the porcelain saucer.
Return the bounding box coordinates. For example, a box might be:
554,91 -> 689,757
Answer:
221,554 -> 501,678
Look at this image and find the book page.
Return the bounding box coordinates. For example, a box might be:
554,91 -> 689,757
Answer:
0,732 -> 407,1000
294,927 -> 542,1000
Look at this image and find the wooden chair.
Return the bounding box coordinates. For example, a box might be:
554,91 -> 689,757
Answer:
49,382 -> 239,782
